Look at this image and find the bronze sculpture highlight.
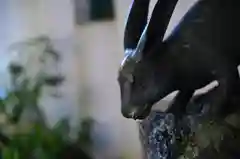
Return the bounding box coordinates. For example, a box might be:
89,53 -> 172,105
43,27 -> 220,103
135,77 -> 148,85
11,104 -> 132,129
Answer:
118,0 -> 240,121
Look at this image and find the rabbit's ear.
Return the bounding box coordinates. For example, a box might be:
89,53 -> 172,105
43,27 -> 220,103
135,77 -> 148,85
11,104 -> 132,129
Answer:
144,0 -> 178,52
124,0 -> 150,50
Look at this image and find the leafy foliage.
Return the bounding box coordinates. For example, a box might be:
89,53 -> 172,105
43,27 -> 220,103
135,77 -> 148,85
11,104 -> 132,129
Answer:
0,73 -> 93,159
0,36 -> 93,159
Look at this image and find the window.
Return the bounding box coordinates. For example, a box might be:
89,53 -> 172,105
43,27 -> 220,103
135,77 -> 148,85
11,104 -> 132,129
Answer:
89,0 -> 115,21
74,0 -> 115,25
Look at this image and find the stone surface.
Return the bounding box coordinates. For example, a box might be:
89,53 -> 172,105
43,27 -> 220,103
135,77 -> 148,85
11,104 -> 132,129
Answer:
138,90 -> 240,159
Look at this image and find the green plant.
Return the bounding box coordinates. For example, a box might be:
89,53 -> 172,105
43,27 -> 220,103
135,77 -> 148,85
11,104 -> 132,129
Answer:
0,36 -> 93,159
0,69 -> 93,158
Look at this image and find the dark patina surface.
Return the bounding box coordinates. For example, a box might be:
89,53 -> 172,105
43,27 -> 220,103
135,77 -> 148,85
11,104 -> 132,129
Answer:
118,0 -> 240,121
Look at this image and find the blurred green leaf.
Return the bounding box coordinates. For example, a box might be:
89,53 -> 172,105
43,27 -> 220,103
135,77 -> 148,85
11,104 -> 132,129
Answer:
1,37 -> 93,159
